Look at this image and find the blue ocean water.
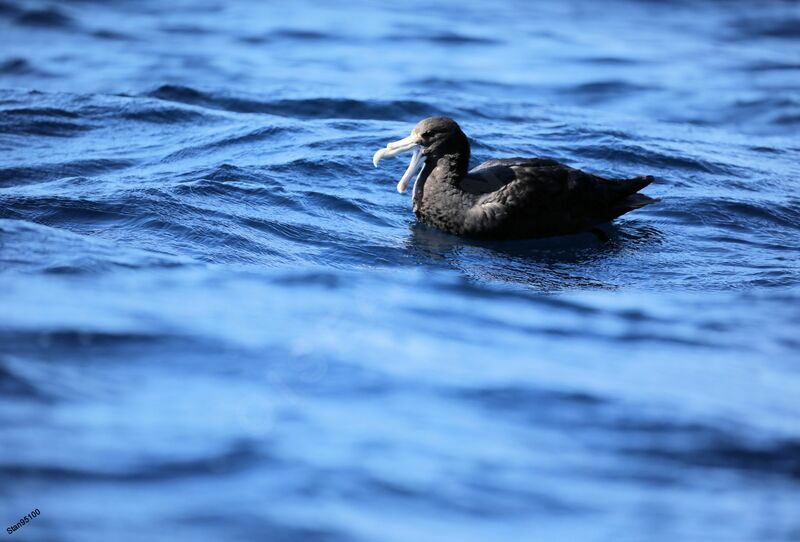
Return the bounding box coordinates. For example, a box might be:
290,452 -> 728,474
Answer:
1,0 -> 799,540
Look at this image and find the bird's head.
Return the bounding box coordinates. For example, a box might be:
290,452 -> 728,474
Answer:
373,117 -> 469,192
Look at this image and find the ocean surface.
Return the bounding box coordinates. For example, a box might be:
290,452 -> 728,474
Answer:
1,1 -> 799,540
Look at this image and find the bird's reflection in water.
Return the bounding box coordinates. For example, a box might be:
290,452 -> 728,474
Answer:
406,221 -> 664,290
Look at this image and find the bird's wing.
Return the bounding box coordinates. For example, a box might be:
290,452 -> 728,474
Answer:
461,157 -> 564,195
470,157 -> 564,172
465,163 -> 654,236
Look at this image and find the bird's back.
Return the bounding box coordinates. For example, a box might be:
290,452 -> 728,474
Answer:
455,157 -> 656,239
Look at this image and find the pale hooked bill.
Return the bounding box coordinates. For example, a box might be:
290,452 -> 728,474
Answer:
373,132 -> 425,193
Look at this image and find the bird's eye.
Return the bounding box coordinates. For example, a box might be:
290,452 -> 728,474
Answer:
422,130 -> 433,138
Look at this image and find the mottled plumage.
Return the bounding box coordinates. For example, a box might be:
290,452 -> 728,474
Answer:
375,117 -> 657,239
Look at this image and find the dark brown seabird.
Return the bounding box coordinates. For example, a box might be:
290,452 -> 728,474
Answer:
373,117 -> 657,240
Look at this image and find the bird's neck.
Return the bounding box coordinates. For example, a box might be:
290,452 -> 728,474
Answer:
413,152 -> 470,212
427,151 -> 470,184
413,138 -> 471,212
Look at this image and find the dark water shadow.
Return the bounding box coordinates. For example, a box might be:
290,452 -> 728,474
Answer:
406,220 -> 664,262
405,221 -> 664,289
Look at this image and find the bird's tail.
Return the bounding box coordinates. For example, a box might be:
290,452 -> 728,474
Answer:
611,175 -> 659,214
619,175 -> 655,196
621,192 -> 659,210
